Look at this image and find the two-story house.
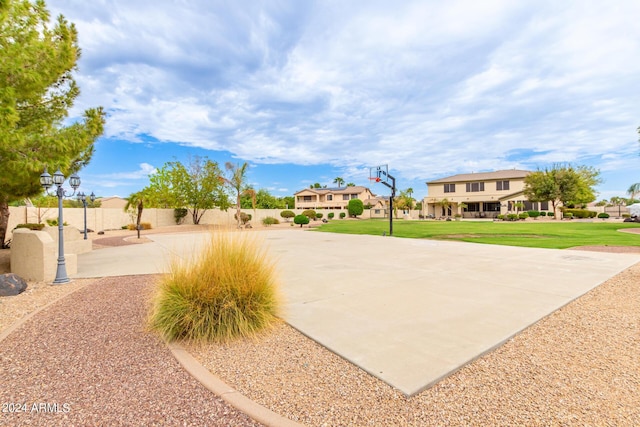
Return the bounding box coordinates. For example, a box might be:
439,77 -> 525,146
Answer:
423,170 -> 551,218
294,186 -> 375,211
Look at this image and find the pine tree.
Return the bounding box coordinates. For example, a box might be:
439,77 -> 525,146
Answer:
0,0 -> 105,246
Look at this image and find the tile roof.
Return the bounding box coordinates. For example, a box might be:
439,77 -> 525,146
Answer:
427,169 -> 531,184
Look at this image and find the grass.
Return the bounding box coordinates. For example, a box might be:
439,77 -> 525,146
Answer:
316,219 -> 640,249
148,232 -> 281,343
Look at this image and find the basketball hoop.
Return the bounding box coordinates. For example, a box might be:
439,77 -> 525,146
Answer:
368,177 -> 381,183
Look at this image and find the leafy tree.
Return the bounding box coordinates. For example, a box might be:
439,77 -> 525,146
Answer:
595,199 -> 608,207
347,199 -> 364,217
301,209 -> 317,220
523,164 -> 601,217
346,182 -> 355,187
280,210 -> 295,222
333,177 -> 344,188
280,196 -> 295,209
309,182 -> 322,189
395,189 -> 415,213
0,0 -> 105,246
146,157 -> 228,224
241,188 -> 284,209
294,214 -> 309,227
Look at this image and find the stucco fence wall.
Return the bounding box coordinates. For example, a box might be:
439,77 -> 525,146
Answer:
6,206 -> 423,241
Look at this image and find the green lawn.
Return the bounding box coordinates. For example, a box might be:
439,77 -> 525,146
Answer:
315,219 -> 640,249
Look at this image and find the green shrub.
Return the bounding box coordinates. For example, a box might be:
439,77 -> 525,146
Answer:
339,212 -> 346,219
622,213 -> 631,218
301,209 -> 317,220
562,208 -> 596,219
316,213 -> 323,219
347,199 -> 364,217
174,208 -> 188,224
262,216 -> 279,226
14,223 -> 45,231
148,233 -> 281,343
497,214 -> 504,220
328,212 -> 335,219
547,211 -> 555,216
564,213 -> 573,219
280,210 -> 295,222
527,211 -> 541,219
597,212 -> 610,219
294,214 -> 310,227
506,214 -> 519,221
46,218 -> 68,226
518,212 -> 529,220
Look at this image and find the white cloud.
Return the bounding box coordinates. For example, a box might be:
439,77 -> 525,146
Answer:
49,0 -> 640,192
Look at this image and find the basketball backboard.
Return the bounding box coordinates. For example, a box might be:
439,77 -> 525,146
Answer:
369,164 -> 389,184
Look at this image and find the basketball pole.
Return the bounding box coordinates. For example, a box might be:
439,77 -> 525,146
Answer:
375,168 -> 396,236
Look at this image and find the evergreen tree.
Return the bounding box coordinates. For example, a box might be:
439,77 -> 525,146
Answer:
0,0 -> 105,246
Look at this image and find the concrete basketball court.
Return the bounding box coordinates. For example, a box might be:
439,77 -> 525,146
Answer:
76,229 -> 640,396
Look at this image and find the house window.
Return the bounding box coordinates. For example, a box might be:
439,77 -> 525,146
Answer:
496,181 -> 510,191
343,194 -> 349,200
327,195 -> 333,201
465,202 -> 480,212
485,202 -> 501,211
374,209 -> 380,214
540,201 -> 549,210
465,182 -> 485,192
351,194 -> 358,199
302,196 -> 312,202
444,184 -> 455,193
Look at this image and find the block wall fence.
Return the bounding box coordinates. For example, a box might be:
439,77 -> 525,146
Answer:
6,206 -> 422,240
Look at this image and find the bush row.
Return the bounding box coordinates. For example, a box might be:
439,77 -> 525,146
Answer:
560,208 -> 597,218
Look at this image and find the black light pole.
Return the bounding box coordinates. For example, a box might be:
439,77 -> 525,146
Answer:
377,169 -> 396,236
40,167 -> 80,284
77,191 -> 96,240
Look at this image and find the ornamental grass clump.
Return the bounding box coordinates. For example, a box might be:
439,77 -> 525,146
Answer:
148,233 -> 281,343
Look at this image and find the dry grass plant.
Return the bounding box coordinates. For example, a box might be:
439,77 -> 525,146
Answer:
148,231 -> 281,343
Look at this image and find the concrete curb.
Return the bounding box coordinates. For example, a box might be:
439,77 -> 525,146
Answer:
168,342 -> 305,427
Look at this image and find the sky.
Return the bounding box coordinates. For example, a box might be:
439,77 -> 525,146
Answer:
46,0 -> 640,202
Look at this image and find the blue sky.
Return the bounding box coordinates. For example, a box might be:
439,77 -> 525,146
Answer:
48,0 -> 640,202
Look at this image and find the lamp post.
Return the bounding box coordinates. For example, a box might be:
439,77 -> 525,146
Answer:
40,167 -> 81,284
77,191 -> 95,240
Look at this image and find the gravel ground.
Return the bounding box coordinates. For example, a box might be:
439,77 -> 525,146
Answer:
2,226 -> 639,426
188,262 -> 640,426
0,276 -> 262,427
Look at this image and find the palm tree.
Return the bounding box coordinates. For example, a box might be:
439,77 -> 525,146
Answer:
124,190 -> 148,238
224,162 -> 249,228
609,196 -> 627,217
436,198 -> 451,218
628,183 -> 640,202
333,177 -> 344,188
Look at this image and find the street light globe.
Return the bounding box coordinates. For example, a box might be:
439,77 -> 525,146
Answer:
40,169 -> 53,189
53,169 -> 65,186
69,173 -> 81,189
